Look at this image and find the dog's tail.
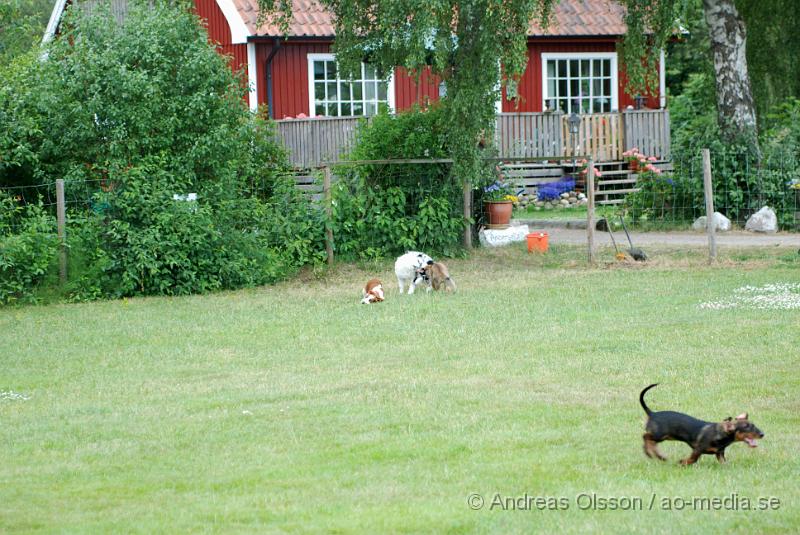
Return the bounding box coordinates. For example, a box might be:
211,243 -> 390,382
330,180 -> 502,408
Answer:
446,277 -> 456,292
639,383 -> 659,416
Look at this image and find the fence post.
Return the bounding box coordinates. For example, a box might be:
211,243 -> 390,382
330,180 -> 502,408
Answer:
56,179 -> 67,284
586,158 -> 596,265
323,166 -> 334,265
702,148 -> 717,263
463,181 -> 472,249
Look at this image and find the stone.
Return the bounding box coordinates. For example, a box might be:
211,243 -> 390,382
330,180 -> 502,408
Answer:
479,225 -> 529,247
560,199 -> 570,206
692,212 -> 731,232
577,193 -> 586,200
745,206 -> 778,233
560,192 -> 570,199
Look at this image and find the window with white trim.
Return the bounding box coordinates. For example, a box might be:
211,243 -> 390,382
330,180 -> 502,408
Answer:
542,53 -> 617,114
308,54 -> 393,117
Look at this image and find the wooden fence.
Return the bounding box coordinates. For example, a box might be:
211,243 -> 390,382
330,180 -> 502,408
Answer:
493,113 -> 563,158
276,109 -> 671,168
276,116 -> 363,168
622,109 -> 671,159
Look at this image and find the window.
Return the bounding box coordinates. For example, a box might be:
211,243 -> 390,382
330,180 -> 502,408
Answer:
307,54 -> 394,117
541,53 -> 617,114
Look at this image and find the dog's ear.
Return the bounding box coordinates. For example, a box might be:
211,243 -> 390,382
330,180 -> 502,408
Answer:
722,420 -> 736,433
736,412 -> 748,421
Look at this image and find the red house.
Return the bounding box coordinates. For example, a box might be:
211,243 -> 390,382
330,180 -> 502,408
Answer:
46,0 -> 665,118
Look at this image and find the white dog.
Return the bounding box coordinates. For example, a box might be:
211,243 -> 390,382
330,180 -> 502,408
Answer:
394,251 -> 433,294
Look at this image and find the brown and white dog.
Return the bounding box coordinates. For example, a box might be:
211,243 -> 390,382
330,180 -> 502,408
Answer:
361,278 -> 385,304
417,262 -> 456,292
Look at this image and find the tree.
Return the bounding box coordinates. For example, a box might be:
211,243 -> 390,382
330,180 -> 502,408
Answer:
0,0 -> 52,67
620,0 -> 760,156
1,0 -> 325,298
737,0 -> 800,123
259,0 -> 556,183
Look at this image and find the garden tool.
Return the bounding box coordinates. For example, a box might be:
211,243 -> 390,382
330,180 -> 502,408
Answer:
619,215 -> 648,261
604,218 -> 627,262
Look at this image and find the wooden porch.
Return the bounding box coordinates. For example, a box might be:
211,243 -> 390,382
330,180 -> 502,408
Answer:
275,109 -> 670,168
275,109 -> 671,204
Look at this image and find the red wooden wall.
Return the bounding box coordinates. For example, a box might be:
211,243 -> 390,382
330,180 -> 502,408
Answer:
394,67 -> 441,110
189,2 -> 660,117
256,43 -> 442,118
504,39 -> 659,112
256,42 -> 332,118
194,0 -> 248,74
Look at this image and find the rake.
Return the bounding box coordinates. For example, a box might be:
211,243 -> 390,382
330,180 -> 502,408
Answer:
619,215 -> 648,261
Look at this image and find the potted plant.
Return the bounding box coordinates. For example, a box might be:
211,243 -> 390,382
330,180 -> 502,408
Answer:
482,179 -> 518,229
578,159 -> 603,179
622,148 -> 649,173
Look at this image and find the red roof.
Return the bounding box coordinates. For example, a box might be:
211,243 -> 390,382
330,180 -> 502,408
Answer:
234,0 -> 627,38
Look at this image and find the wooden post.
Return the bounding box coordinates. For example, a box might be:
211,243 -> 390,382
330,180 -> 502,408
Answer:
323,166 -> 334,265
702,148 -> 717,263
56,179 -> 67,284
463,181 -> 472,249
586,158 -> 596,265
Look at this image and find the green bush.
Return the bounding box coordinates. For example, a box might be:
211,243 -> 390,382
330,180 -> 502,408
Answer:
65,166 -> 325,299
331,106 -> 468,258
0,193 -> 58,304
2,1 -> 326,300
643,66 -> 800,229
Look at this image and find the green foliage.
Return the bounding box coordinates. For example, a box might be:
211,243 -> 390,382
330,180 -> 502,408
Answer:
0,193 -> 58,304
257,0 -> 555,185
669,72 -> 721,157
618,0 -> 680,97
762,98 -> 800,158
737,0 -> 800,125
0,52 -> 46,188
2,0 -> 325,300
0,0 -> 52,67
331,107 -> 466,259
626,142 -> 799,230
34,1 -> 256,192
65,165 -> 326,300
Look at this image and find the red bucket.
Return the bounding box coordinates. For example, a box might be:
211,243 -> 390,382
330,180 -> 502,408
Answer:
527,232 -> 549,253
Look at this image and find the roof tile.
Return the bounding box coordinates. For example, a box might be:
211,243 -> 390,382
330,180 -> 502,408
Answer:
234,0 -> 626,38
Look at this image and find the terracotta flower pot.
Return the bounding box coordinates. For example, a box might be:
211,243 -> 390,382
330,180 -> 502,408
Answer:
484,200 -> 513,229
628,159 -> 640,173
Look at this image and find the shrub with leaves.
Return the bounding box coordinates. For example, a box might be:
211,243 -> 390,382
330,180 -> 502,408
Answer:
0,193 -> 57,304
331,106 -> 467,258
1,0 -> 325,299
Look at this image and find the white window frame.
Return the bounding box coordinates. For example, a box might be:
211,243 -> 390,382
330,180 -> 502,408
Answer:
307,53 -> 395,118
541,52 -> 618,113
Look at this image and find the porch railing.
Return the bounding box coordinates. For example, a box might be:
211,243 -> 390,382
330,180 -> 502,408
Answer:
275,109 -> 671,168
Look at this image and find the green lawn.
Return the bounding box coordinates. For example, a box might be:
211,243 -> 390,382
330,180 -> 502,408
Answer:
2,245 -> 799,533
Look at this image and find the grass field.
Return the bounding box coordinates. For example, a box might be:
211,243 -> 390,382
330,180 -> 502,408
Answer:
2,244 -> 799,533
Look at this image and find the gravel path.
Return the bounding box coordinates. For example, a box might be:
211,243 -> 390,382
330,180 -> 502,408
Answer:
522,226 -> 800,248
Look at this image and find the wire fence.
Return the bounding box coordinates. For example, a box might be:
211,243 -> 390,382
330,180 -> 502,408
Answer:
2,147 -> 799,263
621,150 -> 800,231
323,159 -> 471,260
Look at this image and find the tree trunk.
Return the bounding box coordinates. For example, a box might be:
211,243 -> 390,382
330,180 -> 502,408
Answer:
702,0 -> 760,156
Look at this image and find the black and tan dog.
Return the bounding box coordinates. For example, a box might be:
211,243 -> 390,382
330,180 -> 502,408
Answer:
640,384 -> 764,465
